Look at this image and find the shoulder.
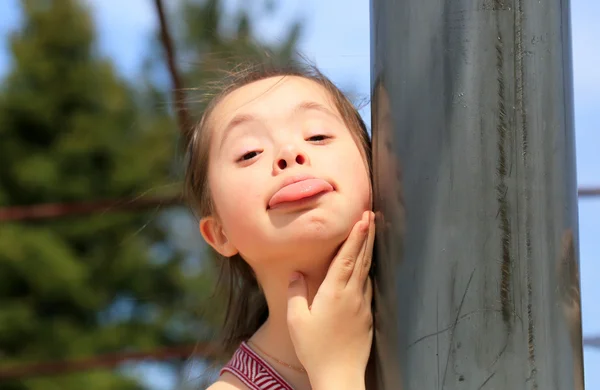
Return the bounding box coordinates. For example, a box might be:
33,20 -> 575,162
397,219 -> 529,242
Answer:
205,371 -> 251,390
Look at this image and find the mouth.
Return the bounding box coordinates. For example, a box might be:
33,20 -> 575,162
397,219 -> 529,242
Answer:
268,175 -> 335,210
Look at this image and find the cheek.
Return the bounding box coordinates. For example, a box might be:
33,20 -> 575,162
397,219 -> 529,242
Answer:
209,167 -> 265,236
321,141 -> 372,220
354,161 -> 373,209
339,144 -> 372,205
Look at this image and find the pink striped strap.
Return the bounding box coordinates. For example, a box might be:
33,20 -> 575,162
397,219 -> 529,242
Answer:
220,342 -> 294,390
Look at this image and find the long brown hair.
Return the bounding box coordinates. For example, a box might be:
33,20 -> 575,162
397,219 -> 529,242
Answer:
184,59 -> 373,355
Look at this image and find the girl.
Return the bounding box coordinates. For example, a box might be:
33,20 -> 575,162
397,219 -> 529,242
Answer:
185,62 -> 376,390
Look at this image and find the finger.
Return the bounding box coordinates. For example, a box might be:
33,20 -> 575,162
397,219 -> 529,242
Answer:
287,272 -> 309,328
350,211 -> 376,286
364,276 -> 373,305
365,278 -> 374,329
353,225 -> 369,271
324,211 -> 370,287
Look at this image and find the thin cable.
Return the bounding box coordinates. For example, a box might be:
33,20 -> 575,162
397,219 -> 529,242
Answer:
0,195 -> 183,222
0,344 -> 218,381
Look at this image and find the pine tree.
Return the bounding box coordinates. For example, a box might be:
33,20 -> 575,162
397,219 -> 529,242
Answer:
0,1 -> 194,389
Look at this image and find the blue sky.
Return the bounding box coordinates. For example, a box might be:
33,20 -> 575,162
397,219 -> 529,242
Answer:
0,0 -> 597,388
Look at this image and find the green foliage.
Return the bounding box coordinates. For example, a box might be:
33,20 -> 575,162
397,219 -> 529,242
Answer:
0,0 -> 300,388
0,1 -> 185,389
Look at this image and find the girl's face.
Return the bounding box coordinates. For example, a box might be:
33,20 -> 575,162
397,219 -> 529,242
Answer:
201,76 -> 371,271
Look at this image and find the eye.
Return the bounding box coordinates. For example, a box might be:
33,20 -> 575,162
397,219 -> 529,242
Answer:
238,151 -> 261,162
306,135 -> 331,143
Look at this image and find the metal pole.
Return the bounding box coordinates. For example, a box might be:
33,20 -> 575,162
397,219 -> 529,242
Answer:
370,1 -> 585,389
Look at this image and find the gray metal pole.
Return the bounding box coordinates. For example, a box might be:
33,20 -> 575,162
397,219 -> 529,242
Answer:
370,1 -> 585,389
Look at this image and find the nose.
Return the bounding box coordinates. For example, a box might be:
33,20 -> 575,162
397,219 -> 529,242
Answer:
273,143 -> 309,172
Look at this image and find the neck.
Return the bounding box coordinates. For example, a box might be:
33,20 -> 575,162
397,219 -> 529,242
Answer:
248,249 -> 335,387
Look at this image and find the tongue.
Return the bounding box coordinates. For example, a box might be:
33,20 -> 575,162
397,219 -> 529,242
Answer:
269,179 -> 333,209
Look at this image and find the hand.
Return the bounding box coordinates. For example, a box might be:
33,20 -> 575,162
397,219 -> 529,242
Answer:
287,210 -> 375,390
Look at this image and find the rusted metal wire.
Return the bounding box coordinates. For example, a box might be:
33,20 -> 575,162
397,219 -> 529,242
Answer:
584,336 -> 600,349
0,195 -> 183,222
1,187 -> 598,222
0,343 -> 219,381
578,187 -> 600,198
0,336 -> 598,381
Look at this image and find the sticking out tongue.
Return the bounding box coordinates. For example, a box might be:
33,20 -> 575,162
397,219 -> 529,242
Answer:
268,179 -> 333,209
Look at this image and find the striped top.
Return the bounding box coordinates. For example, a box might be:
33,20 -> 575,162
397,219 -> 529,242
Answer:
220,342 -> 294,390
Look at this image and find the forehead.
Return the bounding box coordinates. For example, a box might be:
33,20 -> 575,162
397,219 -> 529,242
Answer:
210,76 -> 337,129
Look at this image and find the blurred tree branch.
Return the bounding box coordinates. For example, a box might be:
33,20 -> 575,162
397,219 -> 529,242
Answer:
153,0 -> 192,144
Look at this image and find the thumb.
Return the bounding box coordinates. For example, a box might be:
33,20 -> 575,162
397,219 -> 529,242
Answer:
287,272 -> 309,326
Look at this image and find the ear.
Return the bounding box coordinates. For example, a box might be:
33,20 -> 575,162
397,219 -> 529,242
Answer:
199,216 -> 239,257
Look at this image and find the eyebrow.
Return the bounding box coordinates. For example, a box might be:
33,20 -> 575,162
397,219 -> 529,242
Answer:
293,101 -> 338,118
219,101 -> 339,150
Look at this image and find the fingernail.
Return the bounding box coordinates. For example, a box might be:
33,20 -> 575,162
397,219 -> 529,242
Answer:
370,211 -> 375,222
289,272 -> 302,283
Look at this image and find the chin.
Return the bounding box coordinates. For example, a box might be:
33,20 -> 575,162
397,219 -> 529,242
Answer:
297,207 -> 353,235
276,216 -> 351,256
259,204 -> 366,260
